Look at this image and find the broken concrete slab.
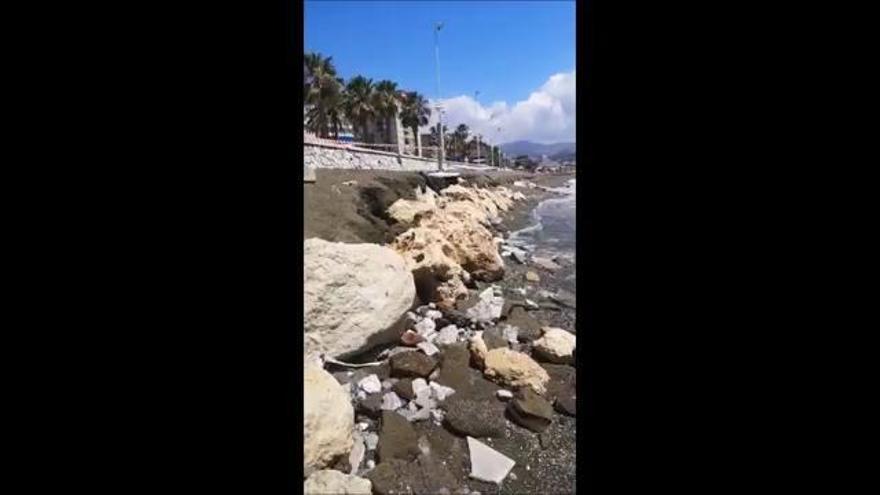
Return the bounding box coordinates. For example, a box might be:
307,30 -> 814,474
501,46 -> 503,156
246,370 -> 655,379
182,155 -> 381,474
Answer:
467,436 -> 515,484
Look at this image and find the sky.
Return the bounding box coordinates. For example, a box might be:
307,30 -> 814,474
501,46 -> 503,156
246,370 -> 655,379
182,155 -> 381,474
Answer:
304,1 -> 576,144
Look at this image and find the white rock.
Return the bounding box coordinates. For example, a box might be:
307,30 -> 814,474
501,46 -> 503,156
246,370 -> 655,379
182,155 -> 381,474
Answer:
358,374 -> 382,394
435,325 -> 460,345
357,422 -> 369,431
414,317 -> 436,336
348,431 -> 365,475
467,437 -> 516,484
380,391 -> 404,411
304,362 -> 354,476
496,390 -> 513,400
381,380 -> 393,390
356,390 -> 366,400
408,407 -> 433,422
366,460 -> 375,470
412,378 -> 430,398
304,239 -> 416,358
431,409 -> 445,423
532,327 -> 577,364
502,326 -> 519,345
425,310 -> 443,320
417,341 -> 440,356
466,293 -> 505,323
364,432 -> 379,451
303,470 -> 372,495
428,302 -> 437,309
429,382 -> 456,401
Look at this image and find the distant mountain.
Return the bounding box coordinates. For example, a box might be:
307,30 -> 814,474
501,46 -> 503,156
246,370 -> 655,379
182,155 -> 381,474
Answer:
499,140 -> 575,159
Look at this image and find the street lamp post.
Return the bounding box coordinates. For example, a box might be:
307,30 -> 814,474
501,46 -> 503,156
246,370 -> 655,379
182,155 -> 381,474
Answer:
434,22 -> 445,171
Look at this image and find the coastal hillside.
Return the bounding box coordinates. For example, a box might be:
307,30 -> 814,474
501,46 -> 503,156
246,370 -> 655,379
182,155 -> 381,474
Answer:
499,141 -> 575,159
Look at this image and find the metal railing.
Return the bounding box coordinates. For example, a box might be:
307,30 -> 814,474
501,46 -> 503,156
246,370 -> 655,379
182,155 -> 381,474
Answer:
304,131 -> 441,159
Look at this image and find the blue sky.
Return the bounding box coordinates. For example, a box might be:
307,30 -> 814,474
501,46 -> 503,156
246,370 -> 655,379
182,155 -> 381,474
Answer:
304,1 -> 577,144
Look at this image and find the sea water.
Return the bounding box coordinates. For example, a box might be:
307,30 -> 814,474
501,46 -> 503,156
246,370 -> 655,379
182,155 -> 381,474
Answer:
508,179 -> 577,294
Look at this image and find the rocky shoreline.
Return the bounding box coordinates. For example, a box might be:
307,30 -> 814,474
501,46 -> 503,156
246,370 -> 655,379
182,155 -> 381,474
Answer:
304,171 -> 577,494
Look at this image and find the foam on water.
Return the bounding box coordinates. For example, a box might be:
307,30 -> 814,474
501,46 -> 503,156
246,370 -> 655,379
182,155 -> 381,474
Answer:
508,179 -> 577,292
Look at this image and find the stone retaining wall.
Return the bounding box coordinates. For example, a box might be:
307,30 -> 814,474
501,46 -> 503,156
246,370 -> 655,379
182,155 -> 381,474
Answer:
305,142 -> 475,172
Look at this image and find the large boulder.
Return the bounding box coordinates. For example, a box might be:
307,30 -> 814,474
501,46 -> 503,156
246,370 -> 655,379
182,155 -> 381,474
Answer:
304,238 -> 416,358
304,361 -> 355,476
303,470 -> 372,495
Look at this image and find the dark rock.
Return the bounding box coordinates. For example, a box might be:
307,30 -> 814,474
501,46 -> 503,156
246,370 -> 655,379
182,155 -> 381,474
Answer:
443,398 -> 506,438
393,378 -> 415,400
365,459 -> 415,495
538,431 -> 553,450
507,387 -> 554,432
549,290 -> 576,309
366,455 -> 459,495
504,306 -> 543,342
377,411 -> 421,462
390,351 -> 438,378
555,393 -> 576,416
541,363 -> 576,404
357,393 -> 384,419
441,309 -> 471,327
434,343 -> 471,391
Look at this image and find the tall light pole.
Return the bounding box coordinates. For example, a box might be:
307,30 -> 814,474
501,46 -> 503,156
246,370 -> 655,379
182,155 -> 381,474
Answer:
434,22 -> 445,171
473,91 -> 481,165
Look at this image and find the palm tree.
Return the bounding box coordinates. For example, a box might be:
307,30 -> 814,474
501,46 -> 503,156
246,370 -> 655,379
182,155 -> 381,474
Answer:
303,53 -> 344,138
343,76 -> 376,142
399,91 -> 431,155
430,124 -> 449,157
373,80 -> 402,144
452,124 -> 470,161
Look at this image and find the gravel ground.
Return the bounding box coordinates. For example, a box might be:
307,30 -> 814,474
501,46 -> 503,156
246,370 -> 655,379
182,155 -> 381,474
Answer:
311,171 -> 579,494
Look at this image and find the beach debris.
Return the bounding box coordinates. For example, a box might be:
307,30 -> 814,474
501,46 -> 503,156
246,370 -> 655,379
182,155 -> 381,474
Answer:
304,361 -> 355,476
532,327 -> 576,364
435,324 -> 460,345
401,329 -> 424,346
414,317 -> 437,336
467,437 -> 516,484
378,346 -> 418,360
425,309 -> 444,320
523,298 -> 539,310
466,288 -> 505,323
357,374 -> 382,394
303,470 -> 372,495
507,387 -> 554,433
390,350 -> 438,378
417,340 -> 440,356
304,239 -> 416,358
341,180 -> 358,187
502,325 -> 519,346
429,381 -> 456,401
380,391 -> 404,411
349,431 -> 366,474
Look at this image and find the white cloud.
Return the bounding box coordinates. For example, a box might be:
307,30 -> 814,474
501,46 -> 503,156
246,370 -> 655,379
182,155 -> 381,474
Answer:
421,70 -> 576,145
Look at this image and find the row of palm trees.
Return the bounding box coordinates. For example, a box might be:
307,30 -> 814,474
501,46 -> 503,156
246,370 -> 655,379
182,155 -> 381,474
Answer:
304,52 -> 502,163
304,52 -> 432,147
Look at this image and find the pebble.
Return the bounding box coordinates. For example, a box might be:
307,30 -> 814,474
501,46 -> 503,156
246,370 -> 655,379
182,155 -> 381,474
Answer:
425,310 -> 443,320
429,382 -> 456,401
380,391 -> 404,411
414,318 -> 436,335
381,379 -> 393,390
364,432 -> 379,450
417,341 -> 440,356
366,460 -> 375,469
435,325 -> 460,345
358,374 -> 382,394
496,390 -> 513,400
